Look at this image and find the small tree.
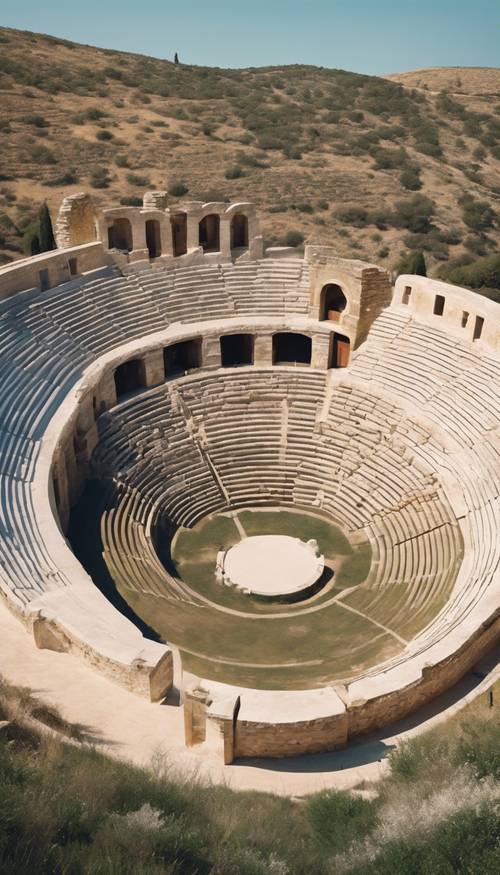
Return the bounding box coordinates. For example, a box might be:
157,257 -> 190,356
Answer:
397,250 -> 427,276
412,250 -> 427,276
38,203 -> 56,252
174,52 -> 179,65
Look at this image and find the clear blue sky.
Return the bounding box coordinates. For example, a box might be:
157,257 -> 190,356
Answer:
1,0 -> 498,74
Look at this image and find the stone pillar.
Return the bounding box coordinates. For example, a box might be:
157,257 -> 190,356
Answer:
186,215 -> 199,251
184,687 -> 210,746
219,217 -> 231,259
129,215 -> 149,263
202,335 -> 222,369
143,349 -> 165,387
254,333 -> 273,367
311,333 -> 331,370
53,453 -> 70,532
98,369 -> 117,411
207,694 -> 240,764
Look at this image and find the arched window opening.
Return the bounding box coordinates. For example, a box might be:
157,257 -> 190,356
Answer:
230,213 -> 249,250
114,358 -> 146,400
272,333 -> 311,366
321,284 -> 347,322
163,339 -> 201,377
329,333 -> 350,369
220,333 -> 254,367
199,214 -> 220,253
108,218 -> 133,253
171,212 -> 187,257
146,220 -> 162,259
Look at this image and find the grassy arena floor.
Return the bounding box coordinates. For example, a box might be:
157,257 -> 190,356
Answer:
69,492 -> 457,690
119,509 -> 402,690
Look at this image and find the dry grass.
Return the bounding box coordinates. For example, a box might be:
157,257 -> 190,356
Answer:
386,66 -> 500,95
0,27 -> 499,275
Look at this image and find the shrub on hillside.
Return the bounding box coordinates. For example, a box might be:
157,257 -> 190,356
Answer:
372,147 -> 407,170
462,198 -> 496,233
168,181 -> 189,197
28,144 -> 56,165
120,196 -> 143,206
283,230 -> 304,247
396,250 -> 427,276
392,194 -> 435,233
335,206 -> 368,228
400,165 -> 422,191
89,167 -> 111,189
126,173 -> 149,187
224,165 -> 244,180
439,253 -> 500,291
22,114 -> 49,128
43,170 -> 79,186
96,129 -> 113,141
307,790 -> 376,853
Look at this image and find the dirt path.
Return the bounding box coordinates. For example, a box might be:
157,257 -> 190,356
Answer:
1,601 -> 498,797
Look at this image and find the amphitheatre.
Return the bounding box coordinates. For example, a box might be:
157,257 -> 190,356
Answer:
0,187 -> 499,780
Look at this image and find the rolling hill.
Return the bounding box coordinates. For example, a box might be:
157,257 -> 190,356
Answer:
0,26 -> 499,278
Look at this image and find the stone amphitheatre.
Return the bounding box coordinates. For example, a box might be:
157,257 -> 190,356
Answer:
0,189 -> 498,772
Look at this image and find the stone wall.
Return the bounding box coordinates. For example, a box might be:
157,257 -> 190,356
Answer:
305,246 -> 392,350
0,241 -> 109,300
394,274 -> 499,353
55,193 -> 98,249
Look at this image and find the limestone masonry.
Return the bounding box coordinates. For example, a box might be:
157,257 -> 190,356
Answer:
0,190 -> 498,762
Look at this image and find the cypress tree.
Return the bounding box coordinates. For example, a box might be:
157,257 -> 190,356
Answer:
38,202 -> 56,252
174,52 -> 179,65
411,251 -> 427,276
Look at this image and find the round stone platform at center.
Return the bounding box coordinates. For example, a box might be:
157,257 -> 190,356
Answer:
222,535 -> 325,598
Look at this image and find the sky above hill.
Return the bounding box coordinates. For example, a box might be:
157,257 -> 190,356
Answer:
1,0 -> 498,74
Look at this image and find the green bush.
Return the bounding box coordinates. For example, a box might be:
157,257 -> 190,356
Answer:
22,114 -> 49,128
224,165 -> 244,180
400,165 -> 422,191
336,206 -> 368,227
307,790 -> 377,853
28,145 -> 56,165
96,129 -> 113,141
392,194 -> 435,233
283,230 -> 304,247
439,253 -> 500,290
168,181 -> 189,197
120,196 -> 143,206
126,173 -> 149,187
89,167 -> 111,189
462,198 -> 496,232
396,250 -> 427,277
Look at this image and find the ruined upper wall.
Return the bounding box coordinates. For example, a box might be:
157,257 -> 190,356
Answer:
394,274 -> 499,354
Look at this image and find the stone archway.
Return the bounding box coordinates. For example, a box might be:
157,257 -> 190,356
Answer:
230,213 -> 249,250
108,218 -> 133,253
199,214 -> 220,253
321,284 -> 347,321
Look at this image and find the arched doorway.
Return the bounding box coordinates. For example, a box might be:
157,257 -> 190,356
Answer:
321,284 -> 347,322
272,333 -> 311,365
163,339 -> 201,377
171,212 -> 187,257
146,220 -> 162,259
108,218 -> 133,253
230,213 -> 249,250
114,358 -> 146,399
220,333 -> 254,366
199,214 -> 220,252
330,334 -> 350,368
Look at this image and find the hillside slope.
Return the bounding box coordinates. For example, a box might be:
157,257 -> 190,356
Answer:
0,27 -> 499,274
386,66 -> 500,96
